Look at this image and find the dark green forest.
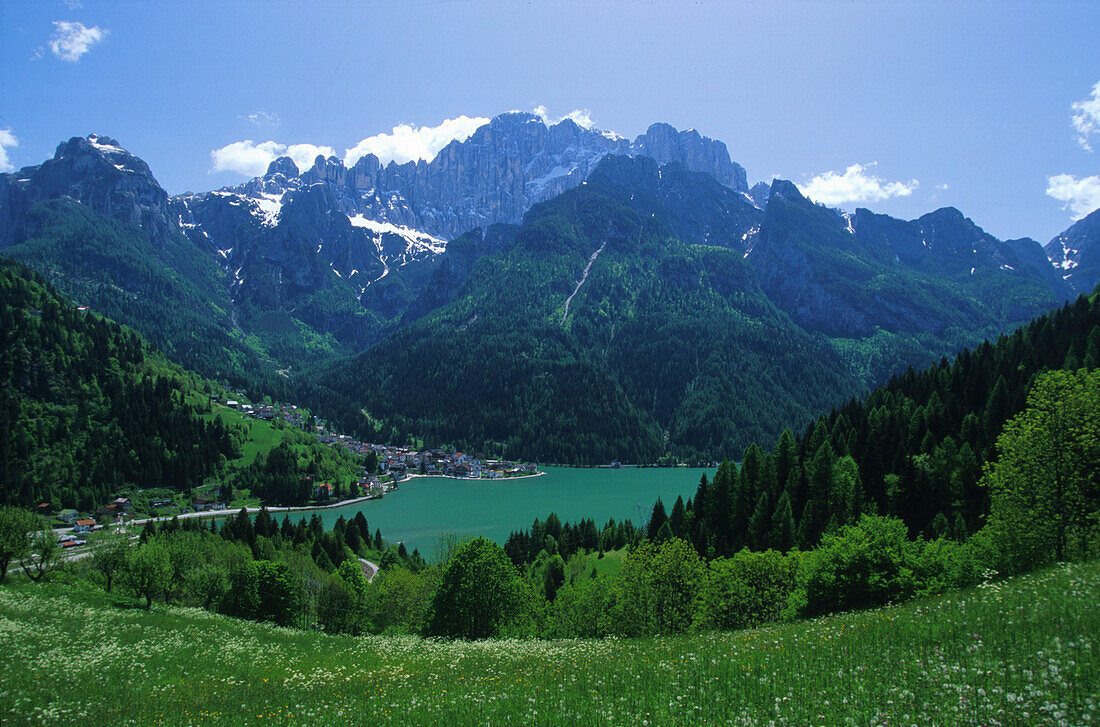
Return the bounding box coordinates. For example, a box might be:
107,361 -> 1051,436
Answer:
298,164 -> 1067,464
0,259 -> 238,509
3,200 -> 290,395
603,289 -> 1100,559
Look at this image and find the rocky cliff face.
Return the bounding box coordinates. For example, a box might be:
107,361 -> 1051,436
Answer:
748,180 -> 1074,338
165,112 -> 752,351
0,135 -> 175,247
1046,208 -> 1100,294
183,112 -> 749,246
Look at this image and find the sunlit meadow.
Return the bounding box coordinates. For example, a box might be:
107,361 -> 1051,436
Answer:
2,562 -> 1097,726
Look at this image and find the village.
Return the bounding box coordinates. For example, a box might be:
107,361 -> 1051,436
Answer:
34,395 -> 541,540
219,395 -> 539,488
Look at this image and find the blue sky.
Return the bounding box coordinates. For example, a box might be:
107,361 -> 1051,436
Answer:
1,0 -> 1098,243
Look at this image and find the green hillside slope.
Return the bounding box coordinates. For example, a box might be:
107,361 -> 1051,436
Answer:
3,199 -> 274,387
656,290 -> 1100,557
302,182 -> 866,463
0,259 -> 356,510
2,561 -> 1095,725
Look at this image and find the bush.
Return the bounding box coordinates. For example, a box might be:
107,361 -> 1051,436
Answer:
254,560 -> 299,627
122,540 -> 172,609
548,575 -> 614,638
703,549 -> 801,630
611,538 -> 707,636
368,566 -> 437,635
318,571 -> 361,634
221,559 -> 259,619
801,515 -> 919,617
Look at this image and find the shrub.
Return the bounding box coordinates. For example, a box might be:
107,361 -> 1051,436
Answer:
611,538 -> 707,636
703,549 -> 801,630
368,566 -> 437,635
802,515 -> 919,617
122,540 -> 172,609
548,575 -> 614,638
254,560 -> 298,627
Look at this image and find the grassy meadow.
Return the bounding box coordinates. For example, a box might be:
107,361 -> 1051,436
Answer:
1,562 -> 1097,726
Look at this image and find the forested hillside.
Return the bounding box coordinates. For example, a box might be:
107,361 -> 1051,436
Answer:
301,174 -> 864,463
300,157 -> 1072,463
0,259 -> 238,509
2,199 -> 277,389
0,259 -> 360,511
640,289 -> 1100,556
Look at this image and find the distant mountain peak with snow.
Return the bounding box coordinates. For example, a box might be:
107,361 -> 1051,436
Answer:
1045,207 -> 1100,293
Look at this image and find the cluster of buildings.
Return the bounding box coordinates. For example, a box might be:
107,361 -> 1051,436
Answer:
375,447 -> 538,480
216,394 -> 306,427
215,393 -> 540,483
307,418 -> 540,481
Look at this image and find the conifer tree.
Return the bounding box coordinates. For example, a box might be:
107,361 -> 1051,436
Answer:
669,495 -> 687,538
647,498 -> 668,541
769,491 -> 796,552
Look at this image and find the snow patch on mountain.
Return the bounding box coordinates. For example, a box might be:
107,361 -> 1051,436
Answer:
347,215 -> 446,255
252,193 -> 283,227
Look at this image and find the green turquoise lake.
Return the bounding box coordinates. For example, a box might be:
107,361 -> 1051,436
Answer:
297,466 -> 713,557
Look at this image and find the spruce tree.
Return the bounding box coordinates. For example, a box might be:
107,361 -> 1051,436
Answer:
669,495 -> 687,538
646,498 -> 668,541
769,491 -> 795,552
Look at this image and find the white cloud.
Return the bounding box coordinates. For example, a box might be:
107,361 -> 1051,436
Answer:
48,21 -> 107,62
284,143 -> 336,171
799,163 -> 919,206
1046,174 -> 1100,219
344,115 -> 489,167
936,183 -> 950,191
209,140 -> 336,177
1072,80 -> 1100,152
532,105 -> 596,130
241,110 -> 280,126
0,129 -> 18,173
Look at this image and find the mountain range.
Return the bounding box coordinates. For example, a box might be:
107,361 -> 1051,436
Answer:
0,112 -> 1096,461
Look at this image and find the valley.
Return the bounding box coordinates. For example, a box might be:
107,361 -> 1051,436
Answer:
3,6 -> 1100,722
3,122 -> 1091,465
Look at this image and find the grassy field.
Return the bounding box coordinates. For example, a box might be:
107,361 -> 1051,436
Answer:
1,562 -> 1097,726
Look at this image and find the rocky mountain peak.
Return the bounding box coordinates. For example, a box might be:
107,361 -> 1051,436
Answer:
196,111 -> 750,245
920,206 -> 966,225
0,134 -> 173,246
749,181 -> 771,210
632,123 -> 747,193
265,156 -> 300,178
304,155 -> 347,187
768,178 -> 804,203
1046,207 -> 1100,293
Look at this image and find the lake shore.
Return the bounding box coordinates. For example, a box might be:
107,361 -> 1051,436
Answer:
400,471 -> 547,481
94,470 -> 550,529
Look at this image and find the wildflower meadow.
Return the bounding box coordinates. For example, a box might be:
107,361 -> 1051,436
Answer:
1,561 -> 1096,726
